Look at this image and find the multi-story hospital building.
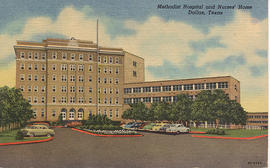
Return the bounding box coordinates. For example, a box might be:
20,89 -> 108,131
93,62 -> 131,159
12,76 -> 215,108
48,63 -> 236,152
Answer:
15,38 -> 240,122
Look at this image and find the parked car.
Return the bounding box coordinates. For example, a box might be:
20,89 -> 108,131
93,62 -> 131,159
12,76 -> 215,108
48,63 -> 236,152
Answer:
133,122 -> 143,129
142,123 -> 156,130
124,122 -> 136,129
159,124 -> 171,132
152,123 -> 167,131
21,125 -> 55,137
166,124 -> 190,134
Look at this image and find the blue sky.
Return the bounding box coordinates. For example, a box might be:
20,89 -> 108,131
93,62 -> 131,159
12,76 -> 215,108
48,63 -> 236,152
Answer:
0,0 -> 268,112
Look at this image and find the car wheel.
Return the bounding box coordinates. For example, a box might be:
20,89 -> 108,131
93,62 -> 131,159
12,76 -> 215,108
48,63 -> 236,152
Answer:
47,134 -> 51,137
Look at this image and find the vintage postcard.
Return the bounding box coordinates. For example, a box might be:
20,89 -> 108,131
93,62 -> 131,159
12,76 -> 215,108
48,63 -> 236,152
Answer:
0,0 -> 268,168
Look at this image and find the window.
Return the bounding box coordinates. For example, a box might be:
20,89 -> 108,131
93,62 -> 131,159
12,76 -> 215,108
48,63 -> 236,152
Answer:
28,64 -> 32,70
98,67 -> 101,73
88,97 -> 92,103
79,54 -> 83,61
133,87 -> 141,93
115,57 -> 119,64
110,88 -> 113,94
115,68 -> 119,74
62,53 -> 67,60
28,97 -> 31,103
109,57 -> 113,63
109,67 -> 112,74
52,74 -> 56,81
163,96 -> 171,102
78,86 -> 84,93
71,53 -> 75,60
20,63 -> 24,70
61,86 -> 67,92
124,88 -> 132,94
41,53 -> 46,60
28,85 -> 32,92
34,64 -> 38,70
109,97 -> 112,104
173,96 -> 178,102
98,97 -> 101,104
70,64 -> 76,71
104,98 -> 107,104
133,61 -> 137,67
78,65 -> 84,71
98,88 -> 101,94
61,64 -> 67,71
109,109 -> 112,118
70,97 -> 75,103
133,71 -> 137,77
52,85 -> 56,92
33,110 -> 36,118
115,78 -> 119,84
20,85 -> 24,92
52,52 -> 57,59
52,110 -> 56,117
143,97 -> 151,103
184,84 -> 193,90
41,75 -> 45,82
41,97 -> 45,104
41,86 -> 45,93
206,83 -> 216,90
162,86 -> 171,92
89,54 -> 93,61
115,88 -> 119,94
104,56 -> 107,63
28,74 -> 32,81
28,52 -> 32,59
89,65 -> 92,72
195,83 -> 204,90
34,75 -> 38,81
52,97 -> 56,103
152,97 -> 161,103
70,86 -> 75,92
115,98 -> 119,104
218,82 -> 228,89
34,52 -> 39,59
98,77 -> 100,83
61,75 -> 67,82
20,74 -> 25,81
104,68 -> 107,73
89,87 -> 92,93
52,64 -> 56,71
98,56 -> 101,62
78,76 -> 84,82
70,75 -> 75,82
33,96 -> 38,103
78,109 -> 83,119
104,109 -> 107,116
124,98 -> 132,104
104,88 -> 107,94
152,86 -> 161,92
88,76 -> 92,82
69,109 -> 75,118
61,97 -> 67,103
115,109 -> 119,118
34,86 -> 38,92
20,52 -> 25,59
109,78 -> 113,84
143,87 -> 151,92
104,78 -> 107,84
133,98 -> 140,103
41,64 -> 46,71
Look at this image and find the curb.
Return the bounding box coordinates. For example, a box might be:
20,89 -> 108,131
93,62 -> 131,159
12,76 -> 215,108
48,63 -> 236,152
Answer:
0,137 -> 54,146
51,126 -> 65,128
72,128 -> 143,137
192,134 -> 268,140
189,131 -> 206,134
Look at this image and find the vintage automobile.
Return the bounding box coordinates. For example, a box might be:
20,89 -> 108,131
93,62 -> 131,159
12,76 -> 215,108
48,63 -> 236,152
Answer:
142,123 -> 156,130
124,122 -> 136,129
165,124 -> 190,134
152,123 -> 167,131
21,125 -> 55,137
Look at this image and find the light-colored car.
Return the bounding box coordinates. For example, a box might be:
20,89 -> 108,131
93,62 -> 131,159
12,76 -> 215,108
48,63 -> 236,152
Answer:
21,125 -> 55,137
166,124 -> 190,134
152,123 -> 167,131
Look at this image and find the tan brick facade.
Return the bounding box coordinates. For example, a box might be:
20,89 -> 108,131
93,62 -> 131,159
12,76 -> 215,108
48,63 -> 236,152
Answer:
247,112 -> 268,128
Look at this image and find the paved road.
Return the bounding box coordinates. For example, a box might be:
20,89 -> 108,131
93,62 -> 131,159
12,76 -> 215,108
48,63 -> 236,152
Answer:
0,128 -> 267,168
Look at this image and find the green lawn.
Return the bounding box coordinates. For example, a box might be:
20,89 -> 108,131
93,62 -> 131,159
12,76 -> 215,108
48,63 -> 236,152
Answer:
190,127 -> 268,138
0,129 -> 49,143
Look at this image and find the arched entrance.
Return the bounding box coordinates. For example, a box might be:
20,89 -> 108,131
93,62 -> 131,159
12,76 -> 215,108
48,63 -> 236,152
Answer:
69,108 -> 75,120
61,108 -> 67,120
78,108 -> 84,120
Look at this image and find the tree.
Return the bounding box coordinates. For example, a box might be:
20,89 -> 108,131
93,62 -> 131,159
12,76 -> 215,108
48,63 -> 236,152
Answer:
150,102 -> 170,122
122,102 -> 148,121
228,100 -> 247,125
170,94 -> 192,126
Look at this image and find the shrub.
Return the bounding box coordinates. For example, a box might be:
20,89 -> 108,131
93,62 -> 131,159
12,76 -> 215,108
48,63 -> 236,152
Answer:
94,125 -> 102,130
206,128 -> 226,135
15,130 -> 25,140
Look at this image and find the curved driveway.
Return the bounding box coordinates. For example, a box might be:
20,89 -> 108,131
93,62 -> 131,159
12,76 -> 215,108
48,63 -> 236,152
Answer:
0,128 -> 267,168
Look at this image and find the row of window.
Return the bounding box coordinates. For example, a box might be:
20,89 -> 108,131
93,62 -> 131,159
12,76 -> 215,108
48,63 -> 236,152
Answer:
33,108 -> 119,119
124,82 -> 229,94
20,85 -> 119,94
20,63 -> 120,74
247,121 -> 268,124
124,95 -> 195,104
19,74 -> 119,84
248,115 -> 268,119
20,52 -> 120,64
28,96 -> 120,104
